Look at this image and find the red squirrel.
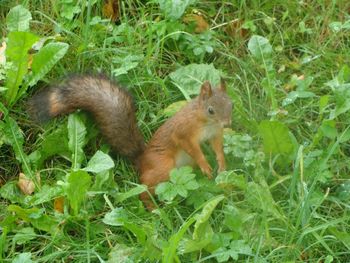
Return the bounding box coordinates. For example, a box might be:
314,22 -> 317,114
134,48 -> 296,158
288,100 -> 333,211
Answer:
29,75 -> 232,209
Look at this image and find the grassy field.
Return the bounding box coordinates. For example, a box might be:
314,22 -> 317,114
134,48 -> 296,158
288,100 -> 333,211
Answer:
1,0 -> 350,262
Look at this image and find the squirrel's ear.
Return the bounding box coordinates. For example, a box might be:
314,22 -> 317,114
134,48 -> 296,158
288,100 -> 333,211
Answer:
200,81 -> 212,100
217,78 -> 226,92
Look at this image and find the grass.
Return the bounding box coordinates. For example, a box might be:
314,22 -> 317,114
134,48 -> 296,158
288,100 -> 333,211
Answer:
1,0 -> 350,262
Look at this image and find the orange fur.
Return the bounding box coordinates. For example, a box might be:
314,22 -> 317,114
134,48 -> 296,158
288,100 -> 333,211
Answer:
138,81 -> 232,210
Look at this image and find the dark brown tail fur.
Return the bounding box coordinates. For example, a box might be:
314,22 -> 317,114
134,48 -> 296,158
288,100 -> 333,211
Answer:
28,75 -> 145,160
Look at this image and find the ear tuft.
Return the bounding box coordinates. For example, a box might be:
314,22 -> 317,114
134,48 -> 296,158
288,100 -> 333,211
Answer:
200,81 -> 212,100
217,78 -> 226,92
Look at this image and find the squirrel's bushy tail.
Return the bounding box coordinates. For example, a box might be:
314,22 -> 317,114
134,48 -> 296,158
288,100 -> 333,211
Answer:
28,75 -> 145,160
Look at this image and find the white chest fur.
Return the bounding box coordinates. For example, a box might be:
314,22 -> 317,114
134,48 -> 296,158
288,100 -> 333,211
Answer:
199,122 -> 221,142
175,122 -> 221,168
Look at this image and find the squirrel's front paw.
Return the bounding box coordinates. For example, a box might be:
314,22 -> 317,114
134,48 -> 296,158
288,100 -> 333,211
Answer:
201,163 -> 213,179
218,163 -> 226,173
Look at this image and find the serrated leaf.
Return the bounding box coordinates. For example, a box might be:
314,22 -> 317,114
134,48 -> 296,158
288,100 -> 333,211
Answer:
258,120 -> 294,155
25,42 -> 69,89
170,166 -> 196,184
6,5 -> 32,32
156,167 -> 199,201
184,179 -> 199,190
156,182 -> 178,201
5,31 -> 39,104
65,170 -> 91,215
83,150 -> 114,173
193,195 -> 224,240
157,0 -> 196,20
248,35 -> 272,60
2,117 -> 33,177
169,63 -> 222,97
68,113 -> 87,169
214,240 -> 252,262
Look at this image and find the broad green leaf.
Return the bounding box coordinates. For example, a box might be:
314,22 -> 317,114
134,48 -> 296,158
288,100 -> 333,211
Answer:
108,243 -> 135,263
0,181 -> 24,204
258,120 -> 294,156
84,150 -> 114,173
65,170 -> 91,215
26,185 -> 63,206
282,90 -> 315,106
103,207 -> 147,244
103,207 -> 129,226
24,42 -> 69,89
329,227 -> 350,250
13,227 -> 36,245
60,3 -> 81,20
181,223 -> 213,253
248,35 -> 272,60
320,120 -> 337,139
157,0 -> 196,20
222,205 -> 243,233
5,31 -> 39,104
336,181 -> 350,201
215,171 -> 247,190
12,252 -> 33,263
92,170 -> 115,191
193,195 -> 224,240
169,63 -> 222,98
1,117 -> 33,177
162,217 -> 196,263
7,205 -> 58,233
245,182 -> 282,219
6,5 -> 32,32
31,123 -> 69,167
9,205 -> 37,221
114,185 -> 147,203
68,113 -> 87,169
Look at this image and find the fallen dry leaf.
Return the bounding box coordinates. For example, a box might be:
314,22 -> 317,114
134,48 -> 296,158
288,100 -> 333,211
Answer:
297,74 -> 305,80
103,0 -> 120,22
183,13 -> 209,33
54,197 -> 65,213
225,19 -> 249,39
17,173 -> 35,195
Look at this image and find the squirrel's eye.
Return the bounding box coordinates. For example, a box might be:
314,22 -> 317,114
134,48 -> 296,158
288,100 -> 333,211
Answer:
208,106 -> 215,115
